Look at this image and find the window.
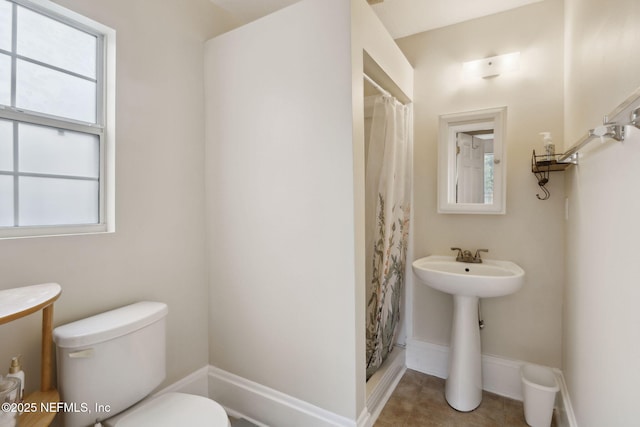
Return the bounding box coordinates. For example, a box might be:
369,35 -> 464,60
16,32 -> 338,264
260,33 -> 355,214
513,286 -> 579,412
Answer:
483,152 -> 494,204
0,0 -> 114,238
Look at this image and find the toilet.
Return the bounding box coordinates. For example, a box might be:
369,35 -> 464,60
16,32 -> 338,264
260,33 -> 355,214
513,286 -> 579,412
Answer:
53,301 -> 230,427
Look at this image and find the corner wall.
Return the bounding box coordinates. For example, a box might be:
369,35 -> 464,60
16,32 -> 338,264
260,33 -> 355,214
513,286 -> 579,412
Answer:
0,0 -> 236,392
205,0 -> 413,422
563,0 -> 640,425
204,0 -> 357,420
396,0 -> 565,368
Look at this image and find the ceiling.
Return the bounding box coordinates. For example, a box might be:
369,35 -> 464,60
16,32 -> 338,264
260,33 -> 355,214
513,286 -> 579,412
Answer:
209,0 -> 543,39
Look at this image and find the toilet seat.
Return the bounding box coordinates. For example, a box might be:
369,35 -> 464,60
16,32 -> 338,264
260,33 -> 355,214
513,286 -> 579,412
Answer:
103,392 -> 230,427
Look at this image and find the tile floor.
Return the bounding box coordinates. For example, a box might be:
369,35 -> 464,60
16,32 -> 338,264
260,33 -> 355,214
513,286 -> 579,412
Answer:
374,369 -> 556,427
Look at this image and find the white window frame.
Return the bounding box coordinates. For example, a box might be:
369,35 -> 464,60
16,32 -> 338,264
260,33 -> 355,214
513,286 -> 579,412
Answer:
0,0 -> 115,239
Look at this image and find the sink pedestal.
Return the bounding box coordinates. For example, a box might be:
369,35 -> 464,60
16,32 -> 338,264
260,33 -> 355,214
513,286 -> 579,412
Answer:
446,295 -> 482,412
411,255 -> 525,413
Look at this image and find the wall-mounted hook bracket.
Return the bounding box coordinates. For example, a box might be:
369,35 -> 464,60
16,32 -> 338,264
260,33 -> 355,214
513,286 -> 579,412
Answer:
558,152 -> 579,165
531,149 -> 572,200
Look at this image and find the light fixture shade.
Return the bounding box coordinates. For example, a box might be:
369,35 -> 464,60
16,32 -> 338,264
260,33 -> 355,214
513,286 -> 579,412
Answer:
463,52 -> 520,79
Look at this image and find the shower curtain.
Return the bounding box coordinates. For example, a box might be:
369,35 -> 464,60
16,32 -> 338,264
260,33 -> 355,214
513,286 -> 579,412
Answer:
365,95 -> 412,380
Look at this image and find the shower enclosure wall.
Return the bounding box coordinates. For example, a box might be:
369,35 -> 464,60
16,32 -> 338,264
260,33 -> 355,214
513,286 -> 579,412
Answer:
204,0 -> 413,424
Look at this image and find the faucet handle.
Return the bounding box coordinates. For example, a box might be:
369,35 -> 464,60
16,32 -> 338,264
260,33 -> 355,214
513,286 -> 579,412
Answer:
474,249 -> 489,262
451,247 -> 463,260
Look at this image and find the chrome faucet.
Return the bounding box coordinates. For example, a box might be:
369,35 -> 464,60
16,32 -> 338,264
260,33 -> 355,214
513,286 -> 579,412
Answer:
451,247 -> 488,263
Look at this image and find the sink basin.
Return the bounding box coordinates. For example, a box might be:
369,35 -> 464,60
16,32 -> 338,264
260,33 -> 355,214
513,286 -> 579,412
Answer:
412,254 -> 525,412
412,255 -> 524,298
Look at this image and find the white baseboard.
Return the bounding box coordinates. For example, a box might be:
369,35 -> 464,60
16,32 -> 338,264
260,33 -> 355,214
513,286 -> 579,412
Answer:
554,369 -> 578,427
154,355 -> 577,427
365,347 -> 406,425
406,338 -> 524,400
406,338 -> 578,425
356,409 -> 371,427
208,365 -> 357,427
406,338 -> 449,379
481,352 -> 525,400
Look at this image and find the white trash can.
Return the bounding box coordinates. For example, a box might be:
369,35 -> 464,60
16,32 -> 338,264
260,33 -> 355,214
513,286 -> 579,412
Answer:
520,364 -> 559,427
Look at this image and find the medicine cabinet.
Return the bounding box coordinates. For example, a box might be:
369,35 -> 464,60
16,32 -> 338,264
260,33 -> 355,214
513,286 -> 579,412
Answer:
438,107 -> 507,214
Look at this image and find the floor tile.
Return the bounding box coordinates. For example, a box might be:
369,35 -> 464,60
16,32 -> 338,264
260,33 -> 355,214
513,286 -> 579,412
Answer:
373,369 -> 557,427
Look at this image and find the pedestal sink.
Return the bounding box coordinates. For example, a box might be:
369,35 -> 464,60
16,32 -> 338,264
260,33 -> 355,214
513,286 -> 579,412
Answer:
412,255 -> 525,412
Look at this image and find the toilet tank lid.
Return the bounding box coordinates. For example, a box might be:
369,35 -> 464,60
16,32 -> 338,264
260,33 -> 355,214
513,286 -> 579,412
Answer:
53,302 -> 168,348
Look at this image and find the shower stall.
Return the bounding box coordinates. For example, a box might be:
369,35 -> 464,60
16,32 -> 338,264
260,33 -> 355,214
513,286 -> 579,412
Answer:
363,72 -> 413,415
364,83 -> 412,380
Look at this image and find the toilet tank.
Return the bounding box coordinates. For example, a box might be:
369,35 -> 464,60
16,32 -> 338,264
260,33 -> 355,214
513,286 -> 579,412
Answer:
53,302 -> 168,427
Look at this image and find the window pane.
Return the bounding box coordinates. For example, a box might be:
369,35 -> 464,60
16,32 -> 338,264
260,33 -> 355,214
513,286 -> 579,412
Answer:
17,5 -> 97,78
0,175 -> 13,226
0,53 -> 9,106
19,123 -> 98,178
484,153 -> 494,204
0,119 -> 12,171
16,59 -> 96,123
19,176 -> 98,226
0,0 -> 11,52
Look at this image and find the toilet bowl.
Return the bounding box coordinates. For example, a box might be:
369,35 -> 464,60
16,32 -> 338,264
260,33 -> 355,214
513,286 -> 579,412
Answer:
53,301 -> 229,427
103,392 -> 229,427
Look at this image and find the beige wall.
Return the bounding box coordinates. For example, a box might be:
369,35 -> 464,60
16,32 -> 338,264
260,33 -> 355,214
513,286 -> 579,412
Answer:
564,0 -> 640,424
205,0 -> 358,419
205,0 -> 413,420
0,0 -> 237,393
397,0 -> 565,367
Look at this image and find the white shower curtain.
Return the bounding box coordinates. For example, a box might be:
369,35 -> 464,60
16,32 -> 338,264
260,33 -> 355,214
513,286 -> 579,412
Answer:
365,95 -> 412,380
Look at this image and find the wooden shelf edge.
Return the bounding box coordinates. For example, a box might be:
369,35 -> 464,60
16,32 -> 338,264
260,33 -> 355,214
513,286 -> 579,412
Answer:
0,283 -> 61,325
18,389 -> 60,427
1,284 -> 62,427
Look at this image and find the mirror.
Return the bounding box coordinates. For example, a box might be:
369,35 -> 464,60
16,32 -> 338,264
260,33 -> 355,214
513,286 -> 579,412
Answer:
438,107 -> 506,214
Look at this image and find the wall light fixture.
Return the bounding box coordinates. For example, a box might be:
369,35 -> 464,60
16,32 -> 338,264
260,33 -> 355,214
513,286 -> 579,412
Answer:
463,52 -> 520,79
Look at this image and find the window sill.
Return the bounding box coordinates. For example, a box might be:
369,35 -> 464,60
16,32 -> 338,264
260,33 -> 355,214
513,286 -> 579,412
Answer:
0,223 -> 113,240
